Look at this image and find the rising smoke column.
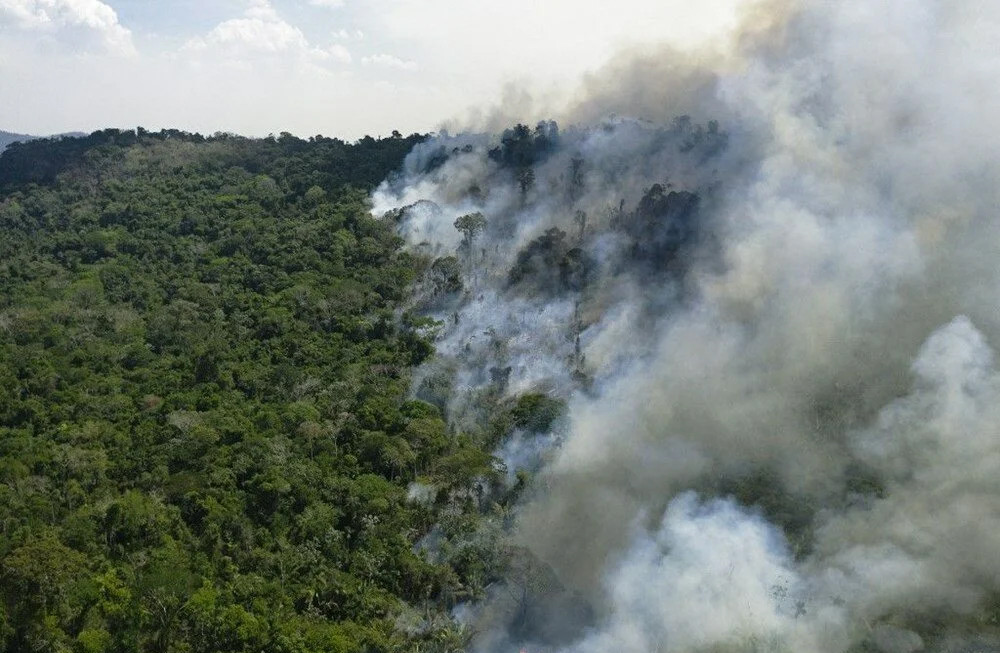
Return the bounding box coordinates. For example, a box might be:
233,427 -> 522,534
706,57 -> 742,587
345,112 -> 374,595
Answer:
374,0 -> 1000,651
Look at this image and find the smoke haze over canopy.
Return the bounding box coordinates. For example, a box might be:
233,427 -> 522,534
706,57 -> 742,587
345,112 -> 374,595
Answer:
374,0 -> 1000,650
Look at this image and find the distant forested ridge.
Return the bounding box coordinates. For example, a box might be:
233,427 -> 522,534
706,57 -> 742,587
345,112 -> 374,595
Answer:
0,129 -> 88,154
0,129 -> 497,652
0,131 -> 36,153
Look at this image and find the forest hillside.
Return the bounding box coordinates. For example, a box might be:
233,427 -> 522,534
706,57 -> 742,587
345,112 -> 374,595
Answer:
0,129 -> 501,653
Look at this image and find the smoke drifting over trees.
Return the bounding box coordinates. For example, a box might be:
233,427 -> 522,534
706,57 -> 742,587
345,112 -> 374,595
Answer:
374,0 -> 1000,651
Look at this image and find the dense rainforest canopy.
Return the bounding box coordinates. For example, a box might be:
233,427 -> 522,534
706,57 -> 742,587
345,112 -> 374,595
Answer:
0,129 -> 512,652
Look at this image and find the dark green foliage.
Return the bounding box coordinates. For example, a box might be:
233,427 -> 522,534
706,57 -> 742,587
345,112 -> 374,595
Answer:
621,184 -> 701,272
483,393 -> 566,451
427,257 -> 463,296
487,122 -> 559,170
625,184 -> 698,265
509,394 -> 565,434
507,227 -> 595,295
0,130 -> 495,652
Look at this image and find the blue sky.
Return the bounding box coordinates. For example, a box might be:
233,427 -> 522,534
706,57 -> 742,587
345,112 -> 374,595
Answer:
0,0 -> 744,138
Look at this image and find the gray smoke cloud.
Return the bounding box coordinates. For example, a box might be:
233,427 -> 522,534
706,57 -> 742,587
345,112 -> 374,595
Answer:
373,0 -> 1000,650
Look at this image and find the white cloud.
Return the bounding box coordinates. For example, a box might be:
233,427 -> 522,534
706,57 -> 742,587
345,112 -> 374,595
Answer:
331,28 -> 363,40
185,1 -> 307,55
309,0 -> 344,7
362,53 -> 417,71
317,43 -> 352,63
183,0 -> 350,64
0,0 -> 134,55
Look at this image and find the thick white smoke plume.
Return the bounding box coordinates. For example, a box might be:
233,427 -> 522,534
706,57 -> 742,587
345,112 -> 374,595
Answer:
373,0 -> 1000,651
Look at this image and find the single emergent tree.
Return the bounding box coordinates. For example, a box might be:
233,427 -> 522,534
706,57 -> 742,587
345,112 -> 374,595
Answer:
454,212 -> 488,287
454,212 -> 487,253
